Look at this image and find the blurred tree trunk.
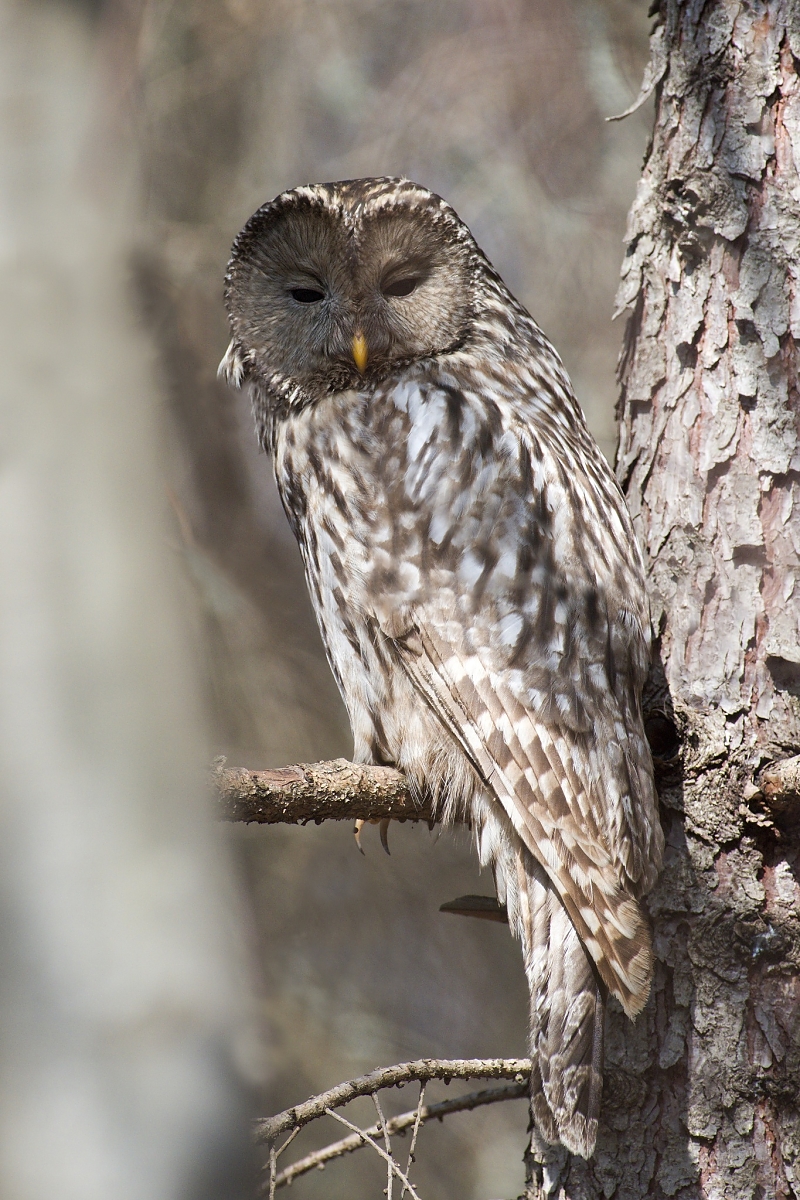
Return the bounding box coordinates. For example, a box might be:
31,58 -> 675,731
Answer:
0,4 -> 257,1197
527,3 -> 800,1198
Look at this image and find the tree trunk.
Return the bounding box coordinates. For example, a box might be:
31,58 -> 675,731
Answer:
0,4 -> 257,1196
527,3 -> 800,1197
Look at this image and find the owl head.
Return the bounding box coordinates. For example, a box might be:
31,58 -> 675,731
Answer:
221,178 -> 498,408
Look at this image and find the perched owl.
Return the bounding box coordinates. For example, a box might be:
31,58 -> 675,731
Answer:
221,178 -> 663,1158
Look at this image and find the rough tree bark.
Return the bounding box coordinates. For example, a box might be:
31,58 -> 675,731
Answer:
526,3 -> 800,1198
210,5 -> 800,1193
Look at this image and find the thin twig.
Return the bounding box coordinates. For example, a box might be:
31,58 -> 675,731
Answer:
274,1126 -> 301,1160
265,1082 -> 528,1191
373,1092 -> 393,1200
323,1108 -> 423,1200
269,1117 -> 301,1198
400,1083 -> 426,1200
254,1057 -> 531,1144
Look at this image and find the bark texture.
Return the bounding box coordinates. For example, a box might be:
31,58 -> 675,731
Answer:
214,757 -> 432,824
527,3 -> 800,1197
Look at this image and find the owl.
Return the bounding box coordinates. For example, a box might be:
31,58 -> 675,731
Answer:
221,178 -> 663,1158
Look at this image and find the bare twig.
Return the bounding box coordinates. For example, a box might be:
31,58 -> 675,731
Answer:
275,1126 -> 301,1160
268,1116 -> 302,1196
217,758 -> 528,1191
267,1146 -> 276,1200
400,1084 -> 426,1199
255,1057 -> 531,1144
214,757 -> 434,825
373,1091 -> 393,1200
266,1082 -> 527,1190
439,894 -> 509,923
323,1108 -> 423,1200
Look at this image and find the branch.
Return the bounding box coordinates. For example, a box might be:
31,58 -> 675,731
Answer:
321,1108 -> 423,1200
742,755 -> 800,830
400,1083 -> 425,1199
214,757 -> 433,825
268,1082 -> 527,1190
254,1057 -> 531,1144
759,754 -> 800,806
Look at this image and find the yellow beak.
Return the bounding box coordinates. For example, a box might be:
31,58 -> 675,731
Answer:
352,330 -> 368,373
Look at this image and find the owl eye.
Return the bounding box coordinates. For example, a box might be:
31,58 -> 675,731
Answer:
382,277 -> 420,298
290,287 -> 325,304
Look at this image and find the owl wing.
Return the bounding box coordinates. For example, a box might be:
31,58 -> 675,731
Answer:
385,597 -> 657,1020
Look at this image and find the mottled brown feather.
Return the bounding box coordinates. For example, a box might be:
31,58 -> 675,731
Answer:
222,177 -> 665,1157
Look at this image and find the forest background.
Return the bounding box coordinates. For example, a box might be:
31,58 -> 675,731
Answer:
2,2 -> 658,1197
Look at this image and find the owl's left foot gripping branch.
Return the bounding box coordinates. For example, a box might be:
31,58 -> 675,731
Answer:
212,755 -> 508,919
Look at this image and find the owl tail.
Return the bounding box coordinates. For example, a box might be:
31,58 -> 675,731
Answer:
516,852 -> 604,1159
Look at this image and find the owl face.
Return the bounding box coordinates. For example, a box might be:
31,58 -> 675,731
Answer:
224,179 -> 478,403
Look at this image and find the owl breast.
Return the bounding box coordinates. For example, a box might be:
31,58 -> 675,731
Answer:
270,354 -> 650,835
271,378 -> 464,800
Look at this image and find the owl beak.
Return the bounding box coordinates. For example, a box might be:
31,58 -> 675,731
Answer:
351,330 -> 369,373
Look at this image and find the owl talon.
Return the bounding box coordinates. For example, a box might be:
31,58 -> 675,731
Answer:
353,817 -> 391,854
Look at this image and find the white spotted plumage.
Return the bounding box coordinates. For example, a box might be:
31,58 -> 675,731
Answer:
222,177 -> 664,1158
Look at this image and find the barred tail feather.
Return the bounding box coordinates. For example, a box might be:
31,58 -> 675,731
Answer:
477,804 -> 608,1158
516,853 -> 604,1159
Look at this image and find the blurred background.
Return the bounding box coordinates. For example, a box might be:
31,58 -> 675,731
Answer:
1,0 -> 653,1196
